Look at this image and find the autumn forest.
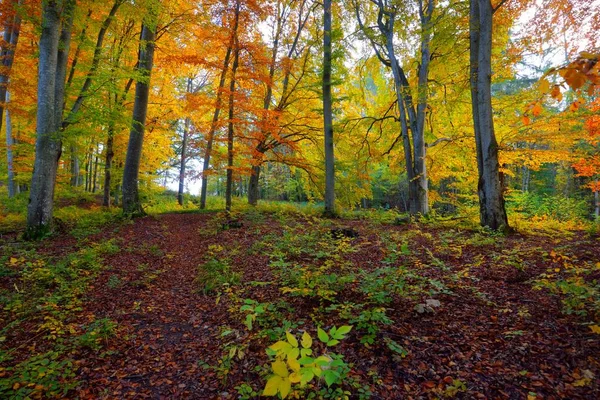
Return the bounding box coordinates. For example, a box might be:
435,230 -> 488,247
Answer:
1,0 -> 600,398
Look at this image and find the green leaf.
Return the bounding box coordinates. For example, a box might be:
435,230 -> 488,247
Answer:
335,325 -> 352,337
327,339 -> 340,346
300,348 -> 313,357
263,376 -> 282,396
286,331 -> 299,348
317,327 -> 329,343
323,370 -> 338,387
298,356 -> 315,365
300,369 -> 315,386
245,315 -> 253,330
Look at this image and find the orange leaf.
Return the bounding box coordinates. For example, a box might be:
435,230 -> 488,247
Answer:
531,102 -> 543,117
522,115 -> 531,125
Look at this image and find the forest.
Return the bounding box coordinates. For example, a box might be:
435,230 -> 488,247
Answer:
0,0 -> 599,398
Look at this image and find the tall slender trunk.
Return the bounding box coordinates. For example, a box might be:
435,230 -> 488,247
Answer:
595,178 -> 599,219
26,0 -> 76,239
103,125 -> 114,206
323,0 -> 335,217
70,145 -> 80,186
178,117 -> 191,205
225,46 -> 240,212
0,0 -> 21,135
200,0 -> 241,209
122,18 -> 157,216
470,0 -> 509,232
92,145 -> 99,193
5,92 -> 16,198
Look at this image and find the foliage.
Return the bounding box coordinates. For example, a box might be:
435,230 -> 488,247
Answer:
263,326 -> 352,399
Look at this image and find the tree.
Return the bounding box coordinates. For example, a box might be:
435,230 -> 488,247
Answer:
122,6 -> 158,216
353,0 -> 433,216
26,0 -> 76,238
200,0 -> 241,209
470,0 -> 510,232
323,0 -> 335,216
0,0 -> 22,198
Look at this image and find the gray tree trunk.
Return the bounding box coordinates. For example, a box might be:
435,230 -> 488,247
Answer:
323,0 -> 335,217
0,0 -> 21,134
200,0 -> 241,209
225,45 -> 240,212
122,19 -> 156,216
26,0 -> 75,239
178,117 -> 191,206
103,125 -> 115,207
470,0 -> 509,232
5,92 -> 16,198
248,165 -> 261,206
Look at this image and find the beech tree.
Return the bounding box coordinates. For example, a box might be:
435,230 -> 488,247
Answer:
26,0 -> 76,238
353,0 -> 433,216
323,0 -> 335,216
0,0 -> 22,198
122,5 -> 158,216
470,0 -> 510,232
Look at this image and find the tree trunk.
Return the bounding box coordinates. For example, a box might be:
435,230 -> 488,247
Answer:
200,0 -> 241,209
0,0 -> 21,134
178,117 -> 191,206
26,0 -> 75,239
92,145 -> 99,193
470,0 -> 509,232
122,18 -> 156,216
323,0 -> 335,217
5,92 -> 16,198
70,145 -> 80,186
103,126 -> 114,207
595,178 -> 599,219
225,45 -> 240,212
248,165 -> 261,206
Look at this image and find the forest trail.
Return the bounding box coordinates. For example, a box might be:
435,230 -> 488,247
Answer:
4,212 -> 599,399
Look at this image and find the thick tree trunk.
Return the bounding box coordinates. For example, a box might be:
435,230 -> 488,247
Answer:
225,46 -> 240,212
470,0 -> 509,232
248,165 -> 261,206
26,0 -> 75,239
323,0 -> 335,217
200,0 -> 241,209
122,20 -> 156,216
178,117 -> 191,206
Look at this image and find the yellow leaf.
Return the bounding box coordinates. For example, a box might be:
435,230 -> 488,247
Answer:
301,331 -> 312,349
539,78 -> 550,94
9,257 -> 18,265
272,360 -> 289,378
263,376 -> 283,396
590,325 -> 600,334
279,377 -> 292,399
554,268 -> 561,272
286,331 -> 298,348
569,102 -> 580,112
579,51 -> 599,59
13,382 -> 20,390
289,372 -> 302,384
288,357 -> 301,372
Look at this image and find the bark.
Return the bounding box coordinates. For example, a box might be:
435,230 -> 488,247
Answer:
323,0 -> 335,217
122,19 -> 156,216
103,125 -> 114,206
470,0 -> 509,232
178,117 -> 191,206
5,92 -> 16,197
0,0 -> 21,134
248,165 -> 261,206
200,0 -> 241,209
92,145 -> 99,193
595,178 -> 599,219
26,0 -> 75,239
225,45 -> 240,212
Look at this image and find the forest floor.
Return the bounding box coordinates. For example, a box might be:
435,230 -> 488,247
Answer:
1,209 -> 599,399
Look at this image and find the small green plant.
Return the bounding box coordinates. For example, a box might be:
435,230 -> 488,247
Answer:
263,326 -> 352,399
195,258 -> 241,295
76,318 -> 117,350
350,307 -> 392,346
240,299 -> 272,330
106,274 -> 123,289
